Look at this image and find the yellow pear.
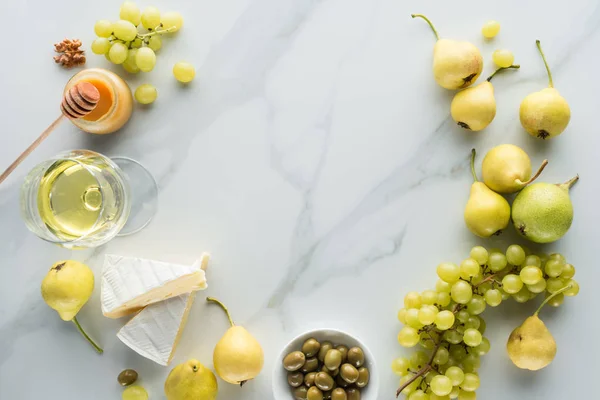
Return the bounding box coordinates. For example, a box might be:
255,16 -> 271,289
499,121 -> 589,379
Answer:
520,40 -> 571,139
464,149 -> 510,237
451,65 -> 520,131
412,14 -> 483,90
482,144 -> 548,193
507,285 -> 572,370
207,297 -> 264,385
165,359 -> 218,400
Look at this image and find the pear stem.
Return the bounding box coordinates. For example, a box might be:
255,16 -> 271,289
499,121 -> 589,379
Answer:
516,159 -> 549,186
486,65 -> 520,82
207,297 -> 235,327
72,317 -> 103,354
561,175 -> 579,190
535,285 -> 572,316
470,149 -> 478,182
536,40 -> 554,88
411,14 -> 440,40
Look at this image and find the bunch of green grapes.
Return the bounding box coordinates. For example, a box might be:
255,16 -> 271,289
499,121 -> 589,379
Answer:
392,244 -> 579,399
91,2 -> 184,73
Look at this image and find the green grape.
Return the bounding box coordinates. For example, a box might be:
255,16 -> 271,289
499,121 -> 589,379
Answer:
406,308 -> 423,328
431,375 -> 453,396
464,316 -> 480,330
469,246 -> 488,265
131,38 -> 143,48
434,347 -> 450,365
488,252 -> 507,272
546,292 -> 564,307
398,326 -> 420,347
456,324 -> 465,335
502,274 -> 523,294
161,11 -> 184,32
91,38 -> 111,55
113,20 -> 138,41
544,259 -> 564,278
405,292 -> 422,308
397,308 -> 408,324
435,310 -> 455,330
560,264 -> 575,279
422,290 -> 439,305
438,292 -> 451,307
477,317 -> 486,334
449,387 -> 460,399
410,351 -> 429,370
134,84 -> 158,105
94,20 -> 113,38
122,385 -> 148,400
460,373 -> 479,392
409,390 -> 429,400
512,286 -> 531,303
400,376 -> 423,396
392,357 -> 411,376
430,394 -> 450,400
437,263 -> 461,284
141,6 -> 161,29
466,295 -> 485,315
148,35 -> 162,52
460,258 -> 481,279
539,253 -> 549,265
505,244 -> 525,265
520,266 -> 543,285
484,289 -> 502,307
564,279 -> 579,296
451,280 -> 473,304
436,279 -> 452,293
473,337 -> 490,356
443,330 -> 463,345
105,52 -> 113,63
492,49 -> 515,68
420,331 -> 437,349
120,1 -> 141,25
444,366 -> 465,386
457,390 -> 476,400
546,277 -> 567,294
482,20 -> 500,38
524,255 -> 541,268
109,42 -> 129,64
463,329 -> 482,347
462,354 -> 480,373
122,51 -> 138,74
136,47 -> 156,72
419,305 -> 438,325
527,279 -> 546,293
456,310 -> 470,323
477,282 -> 492,293
445,356 -> 459,369
549,253 -> 566,264
449,345 -> 467,361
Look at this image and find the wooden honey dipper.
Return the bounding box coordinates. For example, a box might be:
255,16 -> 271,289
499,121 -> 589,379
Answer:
0,81 -> 100,185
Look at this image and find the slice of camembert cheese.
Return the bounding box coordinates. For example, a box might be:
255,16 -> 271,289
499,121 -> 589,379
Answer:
117,291 -> 197,365
101,254 -> 208,318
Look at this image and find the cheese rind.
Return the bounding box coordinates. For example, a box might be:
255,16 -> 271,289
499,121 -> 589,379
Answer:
101,255 -> 207,318
117,292 -> 197,365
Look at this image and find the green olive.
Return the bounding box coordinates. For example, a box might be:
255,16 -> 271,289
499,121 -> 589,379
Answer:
339,363 -> 359,384
302,357 -> 319,373
284,351 -> 307,372
302,338 -> 321,358
117,369 -> 138,386
335,375 -> 349,388
307,386 -> 324,400
318,341 -> 333,362
331,388 -> 348,400
305,372 -> 317,387
294,385 -> 309,400
314,372 -> 335,391
288,371 -> 305,388
347,347 -> 365,368
346,387 -> 361,400
324,349 -> 343,370
356,367 -> 369,388
335,345 -> 349,363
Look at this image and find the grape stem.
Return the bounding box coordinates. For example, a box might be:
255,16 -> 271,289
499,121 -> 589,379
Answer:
486,65 -> 520,82
72,317 -> 103,354
137,25 -> 177,38
473,273 -> 497,288
516,159 -> 549,186
535,285 -> 572,316
411,14 -> 440,40
536,40 -> 553,88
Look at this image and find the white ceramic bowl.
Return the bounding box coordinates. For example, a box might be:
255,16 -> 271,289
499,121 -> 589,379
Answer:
273,329 -> 379,400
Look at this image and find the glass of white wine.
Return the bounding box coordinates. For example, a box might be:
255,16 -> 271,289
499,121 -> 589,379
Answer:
20,150 -> 157,248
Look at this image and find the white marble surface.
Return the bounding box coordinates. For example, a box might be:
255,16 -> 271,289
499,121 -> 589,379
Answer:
1,0 -> 598,399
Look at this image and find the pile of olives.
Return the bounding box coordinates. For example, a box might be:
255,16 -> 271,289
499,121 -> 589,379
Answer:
282,337 -> 370,400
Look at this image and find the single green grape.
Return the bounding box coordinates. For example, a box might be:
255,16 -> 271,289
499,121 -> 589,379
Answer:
397,308 -> 408,324
549,253 -> 566,264
524,255 -> 541,268
484,289 -> 502,307
122,385 -> 148,400
449,345 -> 467,362
435,310 -> 455,330
505,244 -> 525,266
563,279 -> 579,296
398,326 -> 420,347
443,330 -> 463,345
109,42 -> 129,64
420,331 -> 437,349
527,279 -> 546,293
469,246 -> 488,265
173,62 -> 196,83
460,258 -> 481,279
94,20 -> 113,38
409,390 -> 429,400
457,390 -> 476,400
477,316 -> 487,332
544,259 -> 564,278
136,47 -> 157,72
500,290 -> 510,301
431,375 -> 453,396
488,252 -> 507,272
456,310 -> 470,323
141,6 -> 161,29
445,366 -> 465,386
430,394 -> 450,400
148,35 -> 162,52
410,351 -> 429,370
520,266 -> 543,285
437,292 -> 451,307
405,292 -> 422,309
512,286 -> 531,303
449,387 -> 460,399
434,347 -> 450,365
464,316 -> 480,330
502,274 -> 523,294
162,11 -> 184,32
400,376 -> 423,396
130,38 -> 143,48
466,295 -> 485,315
492,49 -> 514,68
436,279 -> 452,293
546,277 -> 567,294
134,84 -> 158,105
406,308 -> 423,328
113,20 -> 138,41
473,337 -> 490,356
456,325 -> 465,335
120,1 -> 141,25
426,370 -> 440,384
418,305 -> 438,325
482,20 -> 500,38
460,373 -> 479,392
546,292 -> 564,307
392,357 -> 410,376
560,264 -> 576,279
91,38 -> 111,55
462,354 -> 480,373
451,280 -> 473,304
421,290 -> 438,305
437,263 -> 461,284
463,329 -> 482,347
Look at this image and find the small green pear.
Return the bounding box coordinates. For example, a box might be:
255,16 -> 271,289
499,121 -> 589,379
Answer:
512,175 -> 578,243
464,149 -> 511,237
412,14 -> 483,90
520,40 -> 571,139
482,144 -> 548,193
451,65 -> 520,131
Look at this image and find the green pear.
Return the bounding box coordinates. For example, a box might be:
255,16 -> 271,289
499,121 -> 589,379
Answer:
451,65 -> 519,131
511,175 -> 578,243
412,14 -> 483,90
464,149 -> 511,237
520,40 -> 571,139
482,144 -> 548,193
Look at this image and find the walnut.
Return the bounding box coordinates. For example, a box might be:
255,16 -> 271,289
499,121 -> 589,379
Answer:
53,38 -> 86,68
